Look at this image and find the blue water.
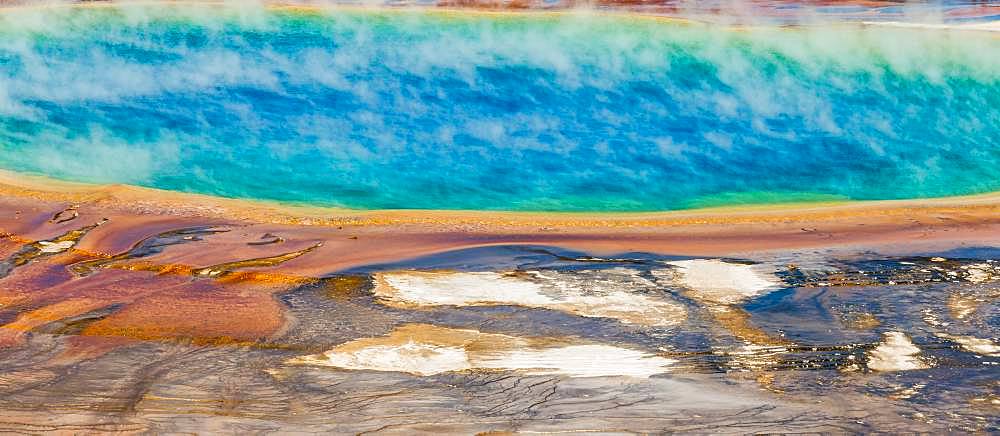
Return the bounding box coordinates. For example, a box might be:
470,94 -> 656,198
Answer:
0,5 -> 997,211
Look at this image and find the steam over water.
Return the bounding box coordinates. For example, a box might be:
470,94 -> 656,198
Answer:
0,4 -> 997,210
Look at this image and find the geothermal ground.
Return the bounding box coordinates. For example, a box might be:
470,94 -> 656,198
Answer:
0,178 -> 997,433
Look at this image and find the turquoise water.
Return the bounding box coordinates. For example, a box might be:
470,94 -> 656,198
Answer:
0,5 -> 997,211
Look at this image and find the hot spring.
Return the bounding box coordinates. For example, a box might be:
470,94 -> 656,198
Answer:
0,4 -> 997,210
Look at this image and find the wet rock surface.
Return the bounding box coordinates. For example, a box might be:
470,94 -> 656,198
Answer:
0,218 -> 997,432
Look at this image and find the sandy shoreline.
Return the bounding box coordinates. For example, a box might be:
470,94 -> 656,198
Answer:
3,169 -> 1000,273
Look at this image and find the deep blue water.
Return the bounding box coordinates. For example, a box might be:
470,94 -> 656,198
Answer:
0,5 -> 997,210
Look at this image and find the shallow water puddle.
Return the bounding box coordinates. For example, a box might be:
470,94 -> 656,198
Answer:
867,332 -> 930,372
290,324 -> 675,378
0,219 -> 106,279
373,268 -> 688,327
660,259 -> 781,305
